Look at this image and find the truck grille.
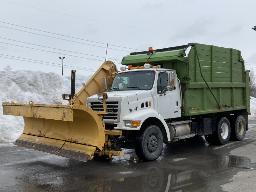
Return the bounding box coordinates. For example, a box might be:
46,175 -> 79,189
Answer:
89,101 -> 119,122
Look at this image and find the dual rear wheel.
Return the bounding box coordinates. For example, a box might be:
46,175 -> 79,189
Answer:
232,115 -> 247,141
205,115 -> 247,145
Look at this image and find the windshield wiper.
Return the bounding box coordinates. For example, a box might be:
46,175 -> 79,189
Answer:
127,86 -> 141,90
111,87 -> 119,91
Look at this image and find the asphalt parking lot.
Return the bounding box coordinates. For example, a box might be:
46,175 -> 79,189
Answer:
1,120 -> 256,192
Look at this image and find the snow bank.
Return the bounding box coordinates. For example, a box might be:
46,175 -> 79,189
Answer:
0,67 -> 88,143
250,97 -> 256,120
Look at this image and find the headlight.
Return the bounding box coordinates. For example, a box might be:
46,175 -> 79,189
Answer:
124,120 -> 141,128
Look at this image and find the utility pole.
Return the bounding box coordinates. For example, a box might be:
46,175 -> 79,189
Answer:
59,56 -> 65,76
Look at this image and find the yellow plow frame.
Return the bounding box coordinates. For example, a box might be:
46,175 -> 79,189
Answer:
2,61 -> 119,161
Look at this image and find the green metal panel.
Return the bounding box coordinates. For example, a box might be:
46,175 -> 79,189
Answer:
121,43 -> 250,117
121,49 -> 186,65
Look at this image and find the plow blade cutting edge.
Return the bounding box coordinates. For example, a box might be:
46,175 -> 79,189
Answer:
3,103 -> 105,161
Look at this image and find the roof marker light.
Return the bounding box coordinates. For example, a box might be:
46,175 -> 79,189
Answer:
128,65 -> 133,70
120,66 -> 126,71
148,47 -> 154,54
144,63 -> 151,69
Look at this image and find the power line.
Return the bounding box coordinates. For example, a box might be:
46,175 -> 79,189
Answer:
0,41 -> 105,62
0,36 -> 112,59
0,19 -> 138,51
0,22 -> 137,53
0,53 -> 95,71
0,25 -> 111,50
0,53 -> 59,67
0,36 -> 122,66
0,40 -> 120,64
0,36 -> 119,62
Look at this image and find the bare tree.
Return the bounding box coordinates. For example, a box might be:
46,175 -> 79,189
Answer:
250,71 -> 256,97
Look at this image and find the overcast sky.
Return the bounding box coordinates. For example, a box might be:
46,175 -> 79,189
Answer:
0,0 -> 255,76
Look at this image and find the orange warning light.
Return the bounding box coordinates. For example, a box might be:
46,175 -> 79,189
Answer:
148,47 -> 154,53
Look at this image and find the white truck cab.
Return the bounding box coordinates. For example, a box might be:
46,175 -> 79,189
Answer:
87,67 -> 182,151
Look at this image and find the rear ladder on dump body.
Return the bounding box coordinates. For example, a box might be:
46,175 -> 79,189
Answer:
2,61 -> 122,161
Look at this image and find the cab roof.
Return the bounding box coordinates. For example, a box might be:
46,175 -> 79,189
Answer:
121,44 -> 191,66
118,68 -> 174,74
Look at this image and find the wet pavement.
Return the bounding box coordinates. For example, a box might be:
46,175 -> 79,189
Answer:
1,121 -> 256,192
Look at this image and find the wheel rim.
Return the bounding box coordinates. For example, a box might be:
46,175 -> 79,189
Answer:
147,134 -> 158,153
237,121 -> 245,136
220,122 -> 229,140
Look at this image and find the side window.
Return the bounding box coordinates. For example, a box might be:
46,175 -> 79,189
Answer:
168,71 -> 176,91
157,72 -> 168,94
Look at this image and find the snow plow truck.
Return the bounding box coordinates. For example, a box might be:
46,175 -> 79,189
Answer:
2,43 -> 250,161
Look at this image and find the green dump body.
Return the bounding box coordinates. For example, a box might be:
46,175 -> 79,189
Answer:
122,43 -> 250,117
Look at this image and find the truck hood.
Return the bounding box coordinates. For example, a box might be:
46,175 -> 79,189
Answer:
88,90 -> 151,100
106,90 -> 150,98
87,90 -> 155,124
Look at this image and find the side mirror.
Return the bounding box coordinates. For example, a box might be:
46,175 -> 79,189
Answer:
167,85 -> 176,91
157,86 -> 167,94
162,87 -> 167,94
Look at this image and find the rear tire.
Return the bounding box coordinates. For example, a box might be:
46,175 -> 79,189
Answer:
232,115 -> 247,141
135,125 -> 163,161
205,117 -> 231,145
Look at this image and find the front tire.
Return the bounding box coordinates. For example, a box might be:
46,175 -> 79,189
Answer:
135,125 -> 163,161
205,117 -> 231,145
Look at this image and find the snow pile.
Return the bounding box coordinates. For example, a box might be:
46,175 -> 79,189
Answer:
0,68 -> 88,143
250,97 -> 256,119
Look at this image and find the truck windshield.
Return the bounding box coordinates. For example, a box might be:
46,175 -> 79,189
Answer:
110,71 -> 155,91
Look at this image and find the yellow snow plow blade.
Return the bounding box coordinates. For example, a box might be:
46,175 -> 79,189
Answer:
2,61 -> 118,161
3,103 -> 105,161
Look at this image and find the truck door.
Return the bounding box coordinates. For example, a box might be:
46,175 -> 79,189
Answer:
157,71 -> 181,119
